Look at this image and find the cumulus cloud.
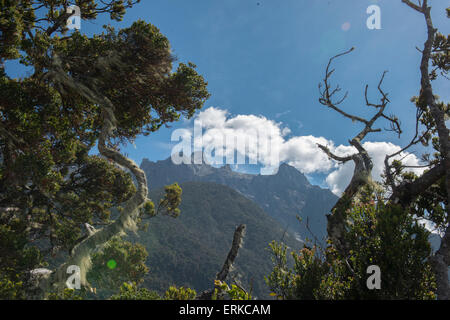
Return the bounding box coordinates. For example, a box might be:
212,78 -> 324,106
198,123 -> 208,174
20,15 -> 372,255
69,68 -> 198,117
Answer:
281,136 -> 335,174
325,142 -> 425,196
174,107 -> 424,195
196,107 -> 228,129
193,107 -> 288,168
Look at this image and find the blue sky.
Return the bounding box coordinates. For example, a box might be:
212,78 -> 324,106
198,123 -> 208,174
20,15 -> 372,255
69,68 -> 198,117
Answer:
5,0 -> 449,191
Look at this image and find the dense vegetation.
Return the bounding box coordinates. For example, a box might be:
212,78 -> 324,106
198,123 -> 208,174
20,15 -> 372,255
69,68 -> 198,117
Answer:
0,0 -> 448,300
141,158 -> 338,245
264,1 -> 449,300
266,187 -> 436,299
0,0 -> 209,299
136,181 -> 300,299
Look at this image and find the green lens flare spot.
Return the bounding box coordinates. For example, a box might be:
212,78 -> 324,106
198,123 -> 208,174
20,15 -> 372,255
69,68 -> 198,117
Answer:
107,259 -> 117,270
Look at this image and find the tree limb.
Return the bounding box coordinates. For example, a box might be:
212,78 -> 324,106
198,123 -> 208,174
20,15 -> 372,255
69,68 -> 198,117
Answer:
34,51 -> 149,297
197,224 -> 246,300
48,104 -> 148,293
402,0 -> 450,299
317,144 -> 355,163
317,52 -> 390,255
389,162 -> 444,206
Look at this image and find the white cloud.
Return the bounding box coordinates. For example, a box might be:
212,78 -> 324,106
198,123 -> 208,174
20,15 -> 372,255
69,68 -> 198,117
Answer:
326,161 -> 354,195
281,136 -> 335,174
179,107 -> 425,194
194,107 -> 288,168
325,141 -> 425,196
195,108 -> 336,172
196,107 -> 227,129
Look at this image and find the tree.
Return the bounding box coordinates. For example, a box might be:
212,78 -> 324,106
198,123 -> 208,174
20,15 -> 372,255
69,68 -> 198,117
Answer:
266,189 -> 436,299
110,224 -> 250,301
0,1 -> 209,298
109,282 -> 161,300
87,236 -> 149,299
109,282 -> 196,300
313,0 -> 449,299
197,224 -> 251,300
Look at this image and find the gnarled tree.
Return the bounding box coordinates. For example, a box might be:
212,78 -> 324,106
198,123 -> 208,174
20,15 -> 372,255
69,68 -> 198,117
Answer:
0,1 -> 209,298
318,0 -> 449,299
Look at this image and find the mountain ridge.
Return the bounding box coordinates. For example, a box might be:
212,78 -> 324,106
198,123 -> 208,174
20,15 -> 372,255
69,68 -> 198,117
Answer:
141,155 -> 338,243
136,181 -> 301,299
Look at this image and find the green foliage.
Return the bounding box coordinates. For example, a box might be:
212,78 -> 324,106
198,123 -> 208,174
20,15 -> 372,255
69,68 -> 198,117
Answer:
157,183 -> 182,218
109,282 -> 161,300
265,242 -> 327,300
0,1 -> 209,298
87,236 -> 149,298
141,200 -> 156,218
109,282 -> 197,300
0,273 -> 24,300
139,182 -> 301,299
0,1 -> 35,60
430,31 -> 449,80
266,198 -> 436,300
164,285 -> 197,300
47,288 -> 85,300
0,210 -> 44,299
409,174 -> 447,235
382,157 -> 448,235
265,241 -> 294,299
339,200 -> 436,299
212,280 -> 252,300
314,253 -> 351,300
290,246 -> 328,299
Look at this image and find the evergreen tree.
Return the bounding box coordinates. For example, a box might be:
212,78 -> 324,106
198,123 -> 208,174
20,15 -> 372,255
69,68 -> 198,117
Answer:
0,0 -> 209,298
266,189 -> 436,299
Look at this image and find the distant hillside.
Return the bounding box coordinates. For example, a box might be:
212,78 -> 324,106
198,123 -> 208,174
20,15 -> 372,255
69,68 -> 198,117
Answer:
141,155 -> 338,244
135,181 -> 301,299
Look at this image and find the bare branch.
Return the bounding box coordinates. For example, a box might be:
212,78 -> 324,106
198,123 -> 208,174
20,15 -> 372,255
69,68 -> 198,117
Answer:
401,0 -> 424,13
317,144 -> 355,163
318,47 -> 371,125
216,224 -> 247,281
197,224 -> 247,300
316,51 -> 392,256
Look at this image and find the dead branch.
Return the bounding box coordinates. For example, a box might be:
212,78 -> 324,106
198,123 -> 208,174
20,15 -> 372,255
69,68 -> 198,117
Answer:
197,224 -> 247,300
317,50 -> 395,255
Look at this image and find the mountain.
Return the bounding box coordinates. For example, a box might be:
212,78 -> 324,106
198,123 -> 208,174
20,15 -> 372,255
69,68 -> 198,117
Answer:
136,181 -> 301,299
140,154 -> 338,244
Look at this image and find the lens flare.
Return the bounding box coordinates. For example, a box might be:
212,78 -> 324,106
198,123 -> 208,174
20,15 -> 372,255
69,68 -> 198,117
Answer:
341,22 -> 351,31
107,259 -> 117,270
